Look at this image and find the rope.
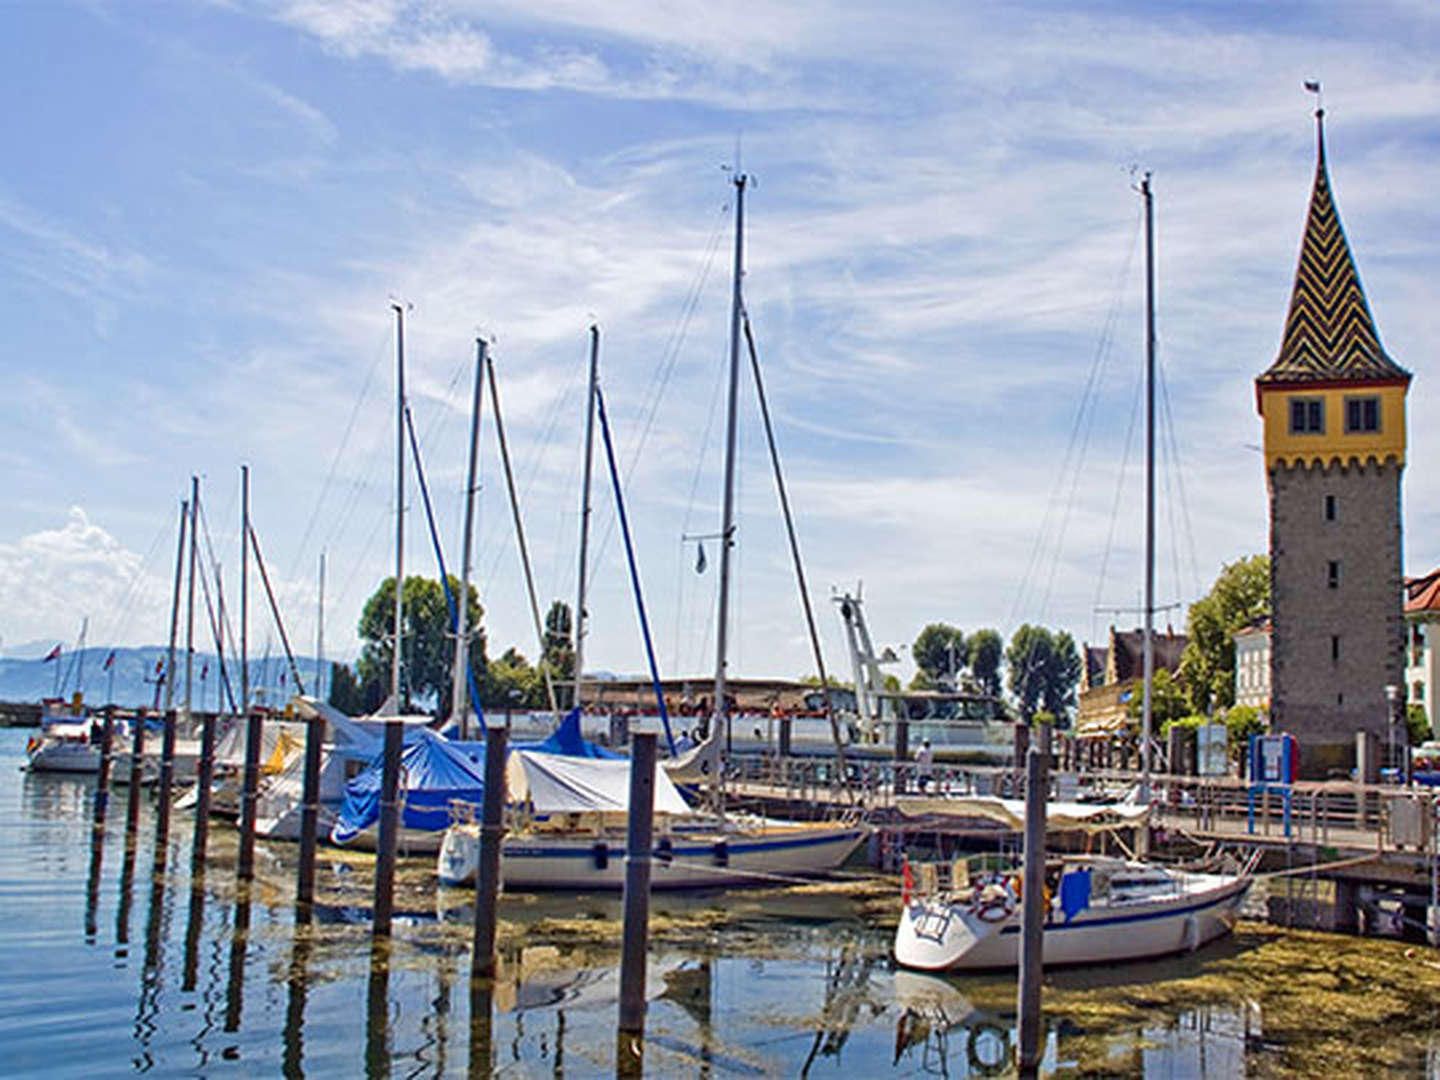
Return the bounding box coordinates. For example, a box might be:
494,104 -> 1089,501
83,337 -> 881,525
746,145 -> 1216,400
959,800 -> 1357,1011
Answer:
1254,853 -> 1379,881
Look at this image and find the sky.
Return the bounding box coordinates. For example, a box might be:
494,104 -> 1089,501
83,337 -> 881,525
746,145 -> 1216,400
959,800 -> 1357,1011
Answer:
2,0 -> 1439,693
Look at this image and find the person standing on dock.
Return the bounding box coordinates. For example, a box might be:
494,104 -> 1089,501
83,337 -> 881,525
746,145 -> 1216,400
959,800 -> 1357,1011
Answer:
916,738 -> 934,792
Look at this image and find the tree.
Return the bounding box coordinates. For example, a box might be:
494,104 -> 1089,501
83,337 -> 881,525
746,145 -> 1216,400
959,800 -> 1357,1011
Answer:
1408,703 -> 1431,746
912,623 -> 966,689
1005,624 -> 1081,723
327,662 -> 366,715
1127,667 -> 1189,729
968,629 -> 1004,696
543,600 -> 576,705
1177,555 -> 1270,714
356,575 -> 485,715
482,646 -> 541,710
1221,704 -> 1266,761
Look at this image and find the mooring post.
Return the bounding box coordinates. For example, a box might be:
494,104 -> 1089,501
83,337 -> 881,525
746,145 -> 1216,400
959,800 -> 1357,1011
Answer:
236,707 -> 264,883
155,708 -> 178,852
296,712 -> 324,918
471,725 -> 509,981
93,708 -> 116,831
190,712 -> 217,875
1016,744 -> 1049,1074
617,731 -> 658,1075
373,719 -> 403,938
124,711 -> 146,849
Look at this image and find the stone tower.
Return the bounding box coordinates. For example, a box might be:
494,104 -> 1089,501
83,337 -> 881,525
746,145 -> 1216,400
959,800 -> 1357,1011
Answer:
1256,108 -> 1411,775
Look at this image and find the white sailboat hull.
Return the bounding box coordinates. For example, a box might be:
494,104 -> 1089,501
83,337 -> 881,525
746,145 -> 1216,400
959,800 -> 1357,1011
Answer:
438,821 -> 868,890
894,869 -> 1248,971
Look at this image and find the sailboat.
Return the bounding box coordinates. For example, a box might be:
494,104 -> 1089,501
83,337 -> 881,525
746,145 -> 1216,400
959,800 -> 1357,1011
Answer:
893,175 -> 1251,971
439,199 -> 868,888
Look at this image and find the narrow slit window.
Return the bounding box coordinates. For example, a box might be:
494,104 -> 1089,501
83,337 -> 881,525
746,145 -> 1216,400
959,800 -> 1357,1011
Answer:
1328,561 -> 1340,588
1331,635 -> 1340,661
1324,494 -> 1337,521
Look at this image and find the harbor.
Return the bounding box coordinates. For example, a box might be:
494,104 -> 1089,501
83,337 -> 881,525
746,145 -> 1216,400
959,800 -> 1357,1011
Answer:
7,724 -> 1440,1076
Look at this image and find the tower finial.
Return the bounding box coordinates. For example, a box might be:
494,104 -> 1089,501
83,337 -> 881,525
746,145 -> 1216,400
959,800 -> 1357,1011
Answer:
1304,80 -> 1325,161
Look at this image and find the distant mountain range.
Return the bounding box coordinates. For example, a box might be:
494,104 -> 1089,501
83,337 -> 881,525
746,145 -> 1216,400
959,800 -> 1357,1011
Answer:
0,646 -> 331,709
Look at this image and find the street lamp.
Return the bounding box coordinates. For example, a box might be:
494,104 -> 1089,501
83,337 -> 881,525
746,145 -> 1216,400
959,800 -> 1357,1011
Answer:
1384,683 -> 1402,784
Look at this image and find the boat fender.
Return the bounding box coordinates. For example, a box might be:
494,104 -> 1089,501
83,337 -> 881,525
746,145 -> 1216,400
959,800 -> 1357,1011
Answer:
1182,914 -> 1199,952
713,840 -> 729,867
26,736 -> 39,756
656,837 -> 674,865
592,841 -> 609,870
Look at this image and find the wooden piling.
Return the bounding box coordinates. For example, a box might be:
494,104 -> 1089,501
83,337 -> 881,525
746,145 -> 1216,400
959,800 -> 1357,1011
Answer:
1016,745 -> 1048,1074
92,709 -> 115,831
471,725 -> 509,980
296,713 -> 323,918
124,711 -> 146,848
617,731 -> 658,1076
190,712 -> 217,875
236,708 -> 263,883
373,719 -> 403,938
155,708 -> 177,853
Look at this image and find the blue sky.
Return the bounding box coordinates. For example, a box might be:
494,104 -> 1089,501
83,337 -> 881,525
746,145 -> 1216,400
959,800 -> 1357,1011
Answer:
3,1 -> 1439,690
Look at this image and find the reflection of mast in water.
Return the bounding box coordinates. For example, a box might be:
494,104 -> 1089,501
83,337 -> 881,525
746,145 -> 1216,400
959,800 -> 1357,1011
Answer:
133,841 -> 172,1065
84,814 -> 105,942
181,870 -> 206,993
115,824 -> 137,954
801,942 -> 879,1076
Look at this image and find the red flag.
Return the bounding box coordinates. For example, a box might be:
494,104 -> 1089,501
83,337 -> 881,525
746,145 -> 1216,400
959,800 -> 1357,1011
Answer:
42,645 -> 61,663
103,650 -> 116,671
154,659 -> 165,675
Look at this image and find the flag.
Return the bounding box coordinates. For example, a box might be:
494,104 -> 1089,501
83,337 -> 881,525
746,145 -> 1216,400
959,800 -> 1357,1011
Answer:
42,645 -> 61,663
1304,80 -> 1321,93
901,856 -> 915,906
695,541 -> 707,574
103,650 -> 115,671
154,659 -> 165,675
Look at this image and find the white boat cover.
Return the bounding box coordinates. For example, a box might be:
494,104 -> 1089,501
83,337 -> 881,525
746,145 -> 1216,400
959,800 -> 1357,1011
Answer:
507,750 -> 694,816
896,795 -> 1151,832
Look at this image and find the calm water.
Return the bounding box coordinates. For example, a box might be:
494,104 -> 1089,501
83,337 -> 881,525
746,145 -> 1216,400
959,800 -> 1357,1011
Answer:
0,727 -> 1425,1077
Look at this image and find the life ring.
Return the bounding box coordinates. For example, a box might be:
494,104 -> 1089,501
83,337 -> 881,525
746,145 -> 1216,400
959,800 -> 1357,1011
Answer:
966,1021 -> 1011,1076
974,896 -> 1014,922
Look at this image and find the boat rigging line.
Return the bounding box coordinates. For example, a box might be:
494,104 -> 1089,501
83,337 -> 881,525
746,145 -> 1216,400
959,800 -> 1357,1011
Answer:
485,348 -> 561,720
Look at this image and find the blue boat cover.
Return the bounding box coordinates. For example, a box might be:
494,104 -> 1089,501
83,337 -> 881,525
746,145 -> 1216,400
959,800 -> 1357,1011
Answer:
332,728 -> 487,844
331,709 -> 618,844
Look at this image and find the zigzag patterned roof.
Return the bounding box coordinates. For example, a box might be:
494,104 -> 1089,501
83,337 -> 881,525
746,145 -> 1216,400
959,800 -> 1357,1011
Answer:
1258,113 -> 1408,386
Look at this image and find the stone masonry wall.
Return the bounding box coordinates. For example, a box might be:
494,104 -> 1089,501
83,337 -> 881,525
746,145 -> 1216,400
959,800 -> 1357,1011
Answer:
1269,459 -> 1405,774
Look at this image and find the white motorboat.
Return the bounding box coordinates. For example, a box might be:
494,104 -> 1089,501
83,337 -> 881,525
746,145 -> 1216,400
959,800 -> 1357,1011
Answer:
25,710 -> 101,775
894,853 -> 1249,971
437,747 -> 868,890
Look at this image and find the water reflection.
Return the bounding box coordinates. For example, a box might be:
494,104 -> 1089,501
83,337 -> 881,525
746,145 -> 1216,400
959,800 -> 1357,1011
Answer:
282,923 -> 312,1078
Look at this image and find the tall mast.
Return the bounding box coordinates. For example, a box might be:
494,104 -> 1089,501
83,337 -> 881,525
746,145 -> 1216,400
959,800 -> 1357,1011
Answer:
241,464 -> 249,718
391,303 -> 406,710
713,171 -> 747,758
1140,172 -> 1156,805
163,499 -> 188,714
185,476 -> 199,722
574,325 -> 600,713
451,338 -> 485,737
316,550 -> 325,702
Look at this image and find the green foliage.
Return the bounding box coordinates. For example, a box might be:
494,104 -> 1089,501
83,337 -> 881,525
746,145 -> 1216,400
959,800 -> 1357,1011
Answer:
1178,555 -> 1270,714
1221,704 -> 1266,755
1127,668 -> 1189,728
356,575 -> 485,715
482,647 -> 541,709
1005,624 -> 1082,723
1159,714 -> 1209,734
912,623 -> 966,689
1407,703 -> 1431,746
967,629 -> 1004,696
1032,710 -> 1056,726
327,662 -> 366,715
543,600 -> 576,706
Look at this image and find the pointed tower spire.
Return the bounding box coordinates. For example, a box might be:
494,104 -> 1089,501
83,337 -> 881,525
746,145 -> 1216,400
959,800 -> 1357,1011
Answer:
1258,100 -> 1407,386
